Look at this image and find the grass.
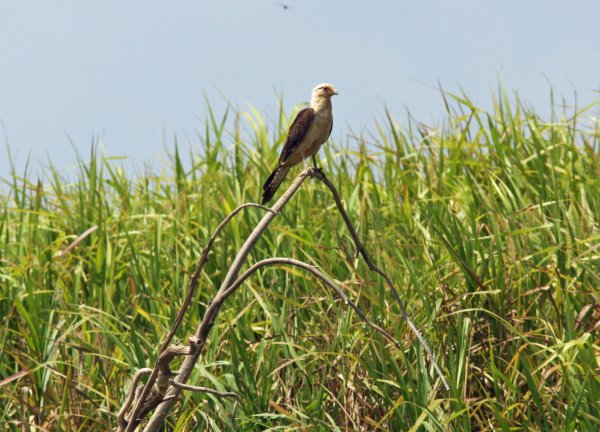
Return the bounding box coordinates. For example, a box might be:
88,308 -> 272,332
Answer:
1,88 -> 599,431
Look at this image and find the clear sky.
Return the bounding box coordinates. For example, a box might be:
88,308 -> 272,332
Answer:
1,1 -> 599,177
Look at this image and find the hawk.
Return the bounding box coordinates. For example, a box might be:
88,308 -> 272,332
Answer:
261,83 -> 338,204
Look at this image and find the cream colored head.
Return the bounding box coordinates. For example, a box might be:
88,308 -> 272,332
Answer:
311,83 -> 338,106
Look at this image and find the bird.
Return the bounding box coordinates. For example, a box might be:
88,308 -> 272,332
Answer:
261,83 -> 338,204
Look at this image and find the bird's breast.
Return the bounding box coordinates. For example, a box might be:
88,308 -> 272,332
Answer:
309,110 -> 333,143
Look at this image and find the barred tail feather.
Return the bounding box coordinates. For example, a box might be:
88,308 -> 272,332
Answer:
261,165 -> 289,204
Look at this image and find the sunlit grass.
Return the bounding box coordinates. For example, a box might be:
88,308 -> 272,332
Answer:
1,88 -> 599,431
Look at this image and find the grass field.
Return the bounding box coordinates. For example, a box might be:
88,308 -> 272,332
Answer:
1,89 -> 599,431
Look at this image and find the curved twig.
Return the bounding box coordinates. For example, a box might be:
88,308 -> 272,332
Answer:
309,169 -> 449,390
169,381 -> 239,399
117,368 -> 152,431
215,257 -> 405,352
166,203 -> 276,353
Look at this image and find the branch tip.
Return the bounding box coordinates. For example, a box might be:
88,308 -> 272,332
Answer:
169,381 -> 239,399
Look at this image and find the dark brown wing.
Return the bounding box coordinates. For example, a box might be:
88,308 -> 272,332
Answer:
279,107 -> 315,163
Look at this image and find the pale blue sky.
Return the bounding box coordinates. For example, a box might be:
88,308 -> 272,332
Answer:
1,1 -> 599,177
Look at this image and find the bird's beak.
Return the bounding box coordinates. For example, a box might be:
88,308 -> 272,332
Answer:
331,88 -> 338,96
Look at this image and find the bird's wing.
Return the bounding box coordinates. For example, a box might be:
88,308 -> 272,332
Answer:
279,107 -> 315,163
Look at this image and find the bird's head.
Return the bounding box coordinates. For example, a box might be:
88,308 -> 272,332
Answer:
313,83 -> 338,97
310,83 -> 338,107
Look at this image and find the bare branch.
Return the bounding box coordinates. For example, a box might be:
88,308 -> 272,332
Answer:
309,169 -> 449,390
169,381 -> 239,399
141,168 -> 313,432
117,368 -> 152,431
121,166 -> 447,431
217,257 -> 405,352
122,203 -> 274,432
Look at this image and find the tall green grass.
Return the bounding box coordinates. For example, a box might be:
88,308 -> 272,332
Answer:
1,89 -> 599,431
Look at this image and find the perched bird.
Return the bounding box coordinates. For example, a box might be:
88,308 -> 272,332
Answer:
261,83 -> 338,204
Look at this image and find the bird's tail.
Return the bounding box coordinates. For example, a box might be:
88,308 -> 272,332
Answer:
261,165 -> 289,204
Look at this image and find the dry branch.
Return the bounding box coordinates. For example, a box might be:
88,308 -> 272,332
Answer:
169,381 -> 238,399
117,368 -> 152,431
118,166 -> 447,432
138,168 -> 313,432
120,203 -> 274,432
218,257 -> 405,352
310,169 -> 450,390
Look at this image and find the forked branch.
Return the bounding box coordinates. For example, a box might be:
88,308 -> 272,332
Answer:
120,203 -> 275,432
119,166 -> 448,432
